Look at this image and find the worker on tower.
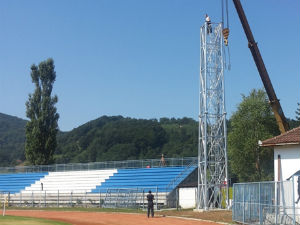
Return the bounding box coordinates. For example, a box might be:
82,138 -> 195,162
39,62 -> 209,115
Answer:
205,14 -> 212,34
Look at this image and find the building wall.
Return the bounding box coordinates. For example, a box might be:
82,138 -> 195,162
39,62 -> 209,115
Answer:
274,144 -> 300,181
178,187 -> 196,209
274,144 -> 300,210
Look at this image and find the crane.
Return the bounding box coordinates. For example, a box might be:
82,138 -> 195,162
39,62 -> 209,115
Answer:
231,0 -> 290,134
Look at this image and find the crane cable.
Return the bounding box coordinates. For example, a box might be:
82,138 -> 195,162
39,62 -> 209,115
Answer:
222,0 -> 231,70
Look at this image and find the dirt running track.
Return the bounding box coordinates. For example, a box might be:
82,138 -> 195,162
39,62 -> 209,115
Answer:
4,210 -> 224,225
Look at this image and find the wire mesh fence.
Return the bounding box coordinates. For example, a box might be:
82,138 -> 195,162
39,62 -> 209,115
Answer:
0,187 -> 179,209
233,177 -> 300,225
0,157 -> 197,174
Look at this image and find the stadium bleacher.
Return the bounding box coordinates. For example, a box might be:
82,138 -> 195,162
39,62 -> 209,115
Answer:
0,166 -> 196,194
0,159 -> 197,208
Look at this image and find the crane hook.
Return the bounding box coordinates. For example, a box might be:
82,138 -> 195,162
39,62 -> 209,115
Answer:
222,28 -> 229,46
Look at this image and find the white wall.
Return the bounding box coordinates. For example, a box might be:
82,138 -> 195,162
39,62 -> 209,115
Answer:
274,145 -> 300,181
179,187 -> 196,209
274,144 -> 300,211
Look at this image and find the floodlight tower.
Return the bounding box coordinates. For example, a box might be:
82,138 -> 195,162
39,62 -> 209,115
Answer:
197,21 -> 228,210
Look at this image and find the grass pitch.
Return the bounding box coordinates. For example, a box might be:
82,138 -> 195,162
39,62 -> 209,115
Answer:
0,215 -> 71,225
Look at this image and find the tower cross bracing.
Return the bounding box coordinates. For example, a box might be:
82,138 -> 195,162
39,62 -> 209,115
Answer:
197,22 -> 228,210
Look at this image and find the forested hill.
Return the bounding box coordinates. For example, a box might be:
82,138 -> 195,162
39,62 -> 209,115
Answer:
1,112 -> 298,168
0,113 -> 198,166
0,113 -> 27,166
54,116 -> 198,163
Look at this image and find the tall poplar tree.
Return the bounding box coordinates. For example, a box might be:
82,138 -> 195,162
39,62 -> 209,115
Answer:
25,58 -> 59,165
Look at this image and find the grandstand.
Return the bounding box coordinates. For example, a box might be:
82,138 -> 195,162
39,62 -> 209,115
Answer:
0,157 -> 197,208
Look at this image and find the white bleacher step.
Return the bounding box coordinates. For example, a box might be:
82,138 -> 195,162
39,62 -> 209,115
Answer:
31,179 -> 106,185
25,185 -> 100,190
38,177 -> 110,180
47,171 -> 116,176
22,169 -> 116,194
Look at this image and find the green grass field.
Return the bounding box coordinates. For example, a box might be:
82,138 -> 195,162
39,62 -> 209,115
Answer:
6,206 -> 144,213
0,215 -> 71,225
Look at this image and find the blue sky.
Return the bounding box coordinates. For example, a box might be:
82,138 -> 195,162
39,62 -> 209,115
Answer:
0,0 -> 299,131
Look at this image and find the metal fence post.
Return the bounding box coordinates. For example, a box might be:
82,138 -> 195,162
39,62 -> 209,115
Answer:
85,191 -> 87,208
243,184 -> 245,224
99,191 -> 101,208
32,191 -> 34,208
232,184 -> 235,221
44,191 -> 46,208
116,189 -> 119,208
70,191 -> 73,207
57,190 -> 59,208
259,183 -> 262,225
7,192 -> 10,207
156,186 -> 158,210
275,182 -> 278,225
176,187 -> 178,210
292,176 -> 296,225
20,192 -> 22,207
3,194 -> 7,216
142,190 -> 145,210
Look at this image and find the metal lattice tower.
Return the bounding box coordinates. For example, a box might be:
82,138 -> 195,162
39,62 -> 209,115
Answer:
197,22 -> 228,210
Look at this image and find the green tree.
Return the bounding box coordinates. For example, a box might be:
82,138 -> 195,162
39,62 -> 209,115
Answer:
228,89 -> 279,182
25,58 -> 59,165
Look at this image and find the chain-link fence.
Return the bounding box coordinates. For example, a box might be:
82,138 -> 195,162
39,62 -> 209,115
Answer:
0,157 -> 197,174
233,177 -> 300,225
0,187 -> 179,209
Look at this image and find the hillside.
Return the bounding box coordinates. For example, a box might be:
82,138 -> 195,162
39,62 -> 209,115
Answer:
0,112 -> 298,167
0,113 -> 27,166
0,114 -> 198,166
54,116 -> 198,163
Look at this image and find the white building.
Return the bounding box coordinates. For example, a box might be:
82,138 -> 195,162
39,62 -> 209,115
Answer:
178,183 -> 197,209
260,126 -> 300,181
260,126 -> 300,211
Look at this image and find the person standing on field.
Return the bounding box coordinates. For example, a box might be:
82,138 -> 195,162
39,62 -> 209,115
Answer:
146,190 -> 154,218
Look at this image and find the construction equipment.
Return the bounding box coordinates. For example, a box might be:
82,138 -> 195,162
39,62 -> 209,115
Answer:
232,0 -> 289,134
222,28 -> 229,46
221,0 -> 230,46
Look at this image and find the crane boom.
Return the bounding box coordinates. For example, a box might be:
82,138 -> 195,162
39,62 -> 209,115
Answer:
232,0 -> 289,134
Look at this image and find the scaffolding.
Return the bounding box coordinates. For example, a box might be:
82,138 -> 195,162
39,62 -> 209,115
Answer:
197,22 -> 228,210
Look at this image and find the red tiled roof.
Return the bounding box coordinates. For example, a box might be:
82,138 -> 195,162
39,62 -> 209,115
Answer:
260,126 -> 300,147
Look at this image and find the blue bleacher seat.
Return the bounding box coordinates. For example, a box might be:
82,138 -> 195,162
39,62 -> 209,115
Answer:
0,172 -> 48,194
91,166 -> 196,193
